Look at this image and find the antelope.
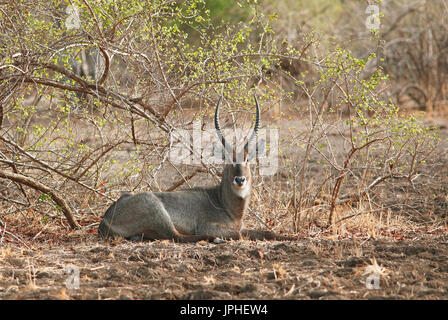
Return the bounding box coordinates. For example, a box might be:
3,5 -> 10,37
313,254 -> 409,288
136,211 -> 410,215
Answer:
98,95 -> 292,242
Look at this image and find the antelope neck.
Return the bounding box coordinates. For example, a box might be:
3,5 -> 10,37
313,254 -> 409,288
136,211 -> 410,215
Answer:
219,178 -> 250,221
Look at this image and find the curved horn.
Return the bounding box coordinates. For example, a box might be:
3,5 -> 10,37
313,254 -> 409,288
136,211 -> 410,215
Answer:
243,94 -> 261,154
214,96 -> 235,160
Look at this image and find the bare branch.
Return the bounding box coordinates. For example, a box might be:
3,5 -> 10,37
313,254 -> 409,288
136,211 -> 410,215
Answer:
0,170 -> 79,229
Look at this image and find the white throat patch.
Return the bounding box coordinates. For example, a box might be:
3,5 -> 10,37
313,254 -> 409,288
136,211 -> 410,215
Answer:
233,184 -> 250,198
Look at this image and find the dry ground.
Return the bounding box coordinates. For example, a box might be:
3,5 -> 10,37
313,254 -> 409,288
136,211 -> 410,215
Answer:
1,234 -> 448,300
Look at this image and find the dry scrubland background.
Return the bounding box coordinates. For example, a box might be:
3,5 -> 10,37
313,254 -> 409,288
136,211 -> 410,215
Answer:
0,0 -> 448,300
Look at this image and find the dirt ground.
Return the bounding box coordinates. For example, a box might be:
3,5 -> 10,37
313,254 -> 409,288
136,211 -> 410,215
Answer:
1,232 -> 448,300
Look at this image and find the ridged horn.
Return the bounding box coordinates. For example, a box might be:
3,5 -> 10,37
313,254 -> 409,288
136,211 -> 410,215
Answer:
214,96 -> 236,161
243,94 -> 260,155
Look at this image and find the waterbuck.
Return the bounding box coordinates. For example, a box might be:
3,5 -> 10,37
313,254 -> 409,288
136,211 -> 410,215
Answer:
98,95 -> 291,242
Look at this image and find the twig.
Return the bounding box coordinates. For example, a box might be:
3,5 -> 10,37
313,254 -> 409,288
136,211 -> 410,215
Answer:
0,134 -> 114,201
0,170 -> 79,229
167,168 -> 204,191
1,227 -> 32,250
248,207 -> 274,232
81,0 -> 105,39
335,208 -> 385,225
0,220 -> 6,245
97,46 -> 110,86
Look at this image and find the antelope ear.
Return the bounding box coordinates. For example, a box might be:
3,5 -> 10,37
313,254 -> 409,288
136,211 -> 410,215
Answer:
246,138 -> 266,162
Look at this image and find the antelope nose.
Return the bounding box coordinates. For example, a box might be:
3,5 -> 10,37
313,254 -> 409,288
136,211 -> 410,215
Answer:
234,176 -> 246,186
